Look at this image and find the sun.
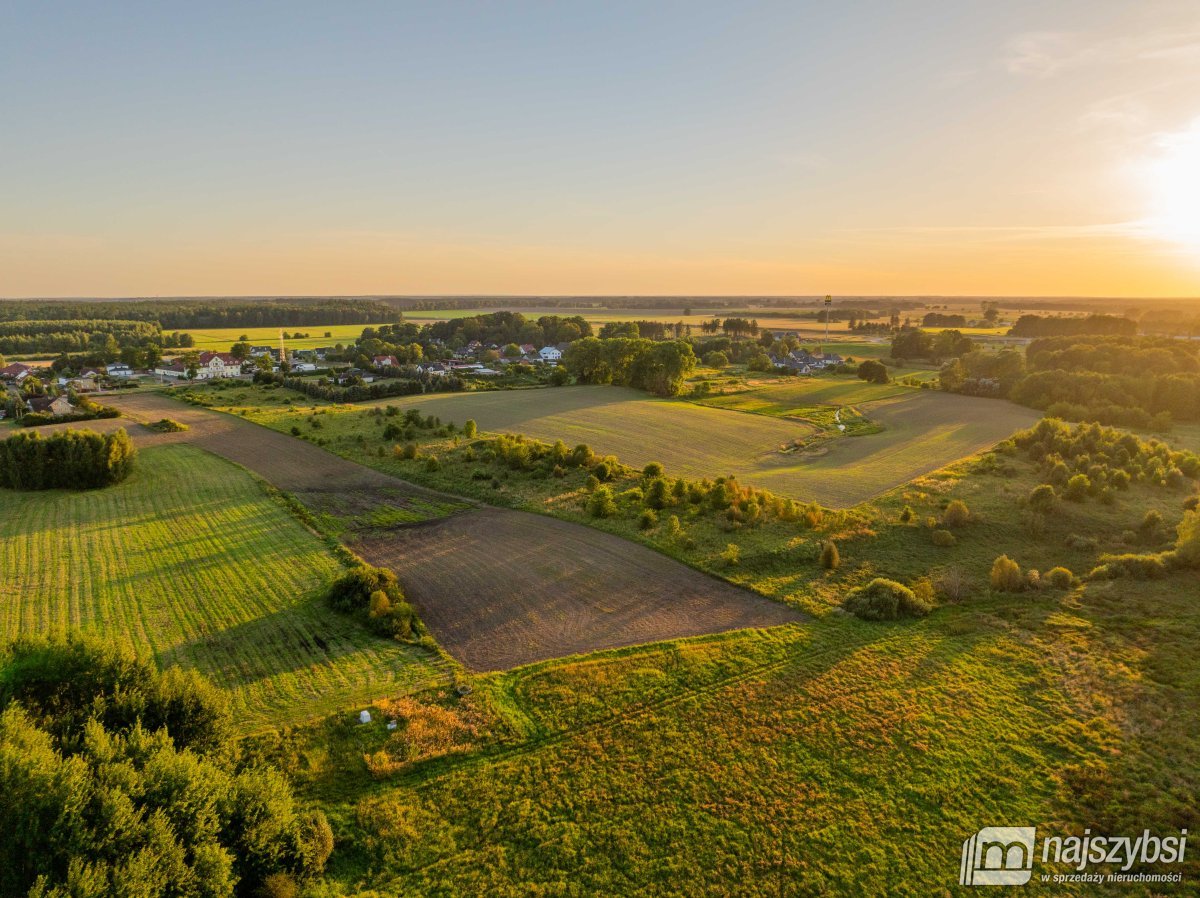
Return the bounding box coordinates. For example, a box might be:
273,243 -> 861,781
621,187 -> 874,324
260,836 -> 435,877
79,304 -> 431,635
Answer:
1141,117 -> 1200,249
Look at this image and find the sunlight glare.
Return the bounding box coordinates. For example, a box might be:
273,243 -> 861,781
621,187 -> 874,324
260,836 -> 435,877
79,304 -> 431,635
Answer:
1142,117 -> 1200,249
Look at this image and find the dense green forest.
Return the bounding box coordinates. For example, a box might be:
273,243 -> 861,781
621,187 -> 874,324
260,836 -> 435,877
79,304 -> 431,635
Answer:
0,298 -> 399,329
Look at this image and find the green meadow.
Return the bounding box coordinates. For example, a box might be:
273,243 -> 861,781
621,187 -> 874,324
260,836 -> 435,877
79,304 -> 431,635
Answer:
0,443 -> 449,731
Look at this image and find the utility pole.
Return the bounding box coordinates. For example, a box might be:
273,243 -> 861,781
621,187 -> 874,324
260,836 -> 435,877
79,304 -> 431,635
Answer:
824,295 -> 832,343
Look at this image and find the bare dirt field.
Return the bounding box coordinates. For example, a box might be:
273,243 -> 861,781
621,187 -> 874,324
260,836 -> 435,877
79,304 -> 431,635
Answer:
353,507 -> 803,671
94,392 -> 801,670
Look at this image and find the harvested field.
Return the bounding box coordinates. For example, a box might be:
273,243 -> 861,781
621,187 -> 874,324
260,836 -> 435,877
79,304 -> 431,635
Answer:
359,384 -> 1038,507
353,507 -> 804,671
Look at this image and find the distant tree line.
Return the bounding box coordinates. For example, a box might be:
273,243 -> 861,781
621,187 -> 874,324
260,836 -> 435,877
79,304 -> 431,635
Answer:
563,337 -> 697,396
0,428 -> 135,489
890,328 -> 974,361
0,635 -> 332,897
921,312 -> 967,328
1007,313 -> 1137,338
0,319 -> 161,356
425,311 -> 592,348
940,335 -> 1200,428
0,298 -> 399,328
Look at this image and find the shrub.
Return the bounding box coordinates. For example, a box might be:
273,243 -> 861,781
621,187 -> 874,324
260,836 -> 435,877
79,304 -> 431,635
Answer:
1175,510 -> 1200,568
666,514 -> 683,540
818,540 -> 840,570
1089,553 -> 1168,580
933,566 -> 975,601
1064,474 -> 1091,501
638,509 -> 658,530
843,578 -> 931,621
588,485 -> 616,518
291,426 -> 302,436
645,477 -> 671,509
1138,509 -> 1168,545
899,505 -> 914,523
425,455 -> 441,472
1045,567 -> 1074,589
396,442 -> 418,460
147,418 -> 189,433
642,461 -> 665,479
990,555 -> 1025,592
931,529 -> 956,547
941,499 -> 971,528
1028,484 -> 1056,511
720,543 -> 740,567
702,350 -> 729,368
592,460 -> 615,482
463,419 -> 477,438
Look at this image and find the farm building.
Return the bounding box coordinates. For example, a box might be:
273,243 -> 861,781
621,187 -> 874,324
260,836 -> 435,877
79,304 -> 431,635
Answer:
26,395 -> 75,417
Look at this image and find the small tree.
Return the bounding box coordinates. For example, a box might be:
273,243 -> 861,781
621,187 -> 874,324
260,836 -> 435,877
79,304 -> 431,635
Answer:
588,486 -> 616,518
857,360 -> 889,384
638,509 -> 658,530
820,541 -> 840,570
1045,567 -> 1074,589
899,505 -> 914,523
1175,509 -> 1200,568
990,555 -> 1024,592
463,419 -> 477,438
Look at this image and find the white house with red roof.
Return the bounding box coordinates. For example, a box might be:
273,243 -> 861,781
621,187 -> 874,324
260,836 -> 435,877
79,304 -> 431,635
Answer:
373,354 -> 400,367
154,352 -> 242,380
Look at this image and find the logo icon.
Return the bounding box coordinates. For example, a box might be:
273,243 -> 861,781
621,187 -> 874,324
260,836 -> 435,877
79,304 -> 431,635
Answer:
960,827 -> 1037,886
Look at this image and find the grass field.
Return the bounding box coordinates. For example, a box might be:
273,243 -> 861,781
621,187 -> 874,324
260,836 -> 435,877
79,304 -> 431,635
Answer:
220,381 -> 1035,507
176,323 -> 371,352
0,444 -> 449,731
256,436 -> 1200,896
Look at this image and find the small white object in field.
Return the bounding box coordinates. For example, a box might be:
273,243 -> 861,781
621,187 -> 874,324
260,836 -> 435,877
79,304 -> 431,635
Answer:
387,720 -> 398,730
358,710 -> 372,724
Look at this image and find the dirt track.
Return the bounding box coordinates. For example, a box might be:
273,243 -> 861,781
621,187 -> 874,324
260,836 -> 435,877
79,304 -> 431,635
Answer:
96,392 -> 803,670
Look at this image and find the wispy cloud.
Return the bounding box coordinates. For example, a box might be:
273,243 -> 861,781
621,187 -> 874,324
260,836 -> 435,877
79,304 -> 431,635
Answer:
1003,28 -> 1200,79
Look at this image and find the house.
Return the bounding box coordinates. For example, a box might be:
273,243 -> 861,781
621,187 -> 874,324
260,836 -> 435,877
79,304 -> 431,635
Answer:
27,395 -> 75,417
79,368 -> 102,379
373,355 -> 400,368
154,361 -> 190,379
292,362 -> 317,373
336,369 -> 375,385
519,343 -> 536,356
107,363 -> 135,378
0,363 -> 31,382
68,377 -> 99,393
196,352 -> 242,379
248,345 -> 274,357
417,362 -> 450,377
538,346 -> 563,362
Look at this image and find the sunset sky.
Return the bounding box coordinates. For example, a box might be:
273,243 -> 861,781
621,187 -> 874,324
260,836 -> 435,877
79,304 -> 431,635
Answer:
3,1 -> 1200,298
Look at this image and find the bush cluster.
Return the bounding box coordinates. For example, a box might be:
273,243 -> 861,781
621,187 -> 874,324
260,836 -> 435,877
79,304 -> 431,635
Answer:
0,428 -> 136,490
326,564 -> 422,640
843,578 -> 932,621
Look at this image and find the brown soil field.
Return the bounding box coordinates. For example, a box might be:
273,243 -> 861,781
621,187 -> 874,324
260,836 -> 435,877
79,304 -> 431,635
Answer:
353,507 -> 803,671
88,392 -> 801,670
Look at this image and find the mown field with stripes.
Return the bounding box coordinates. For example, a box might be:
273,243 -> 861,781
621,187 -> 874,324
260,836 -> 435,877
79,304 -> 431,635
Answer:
0,443 -> 449,731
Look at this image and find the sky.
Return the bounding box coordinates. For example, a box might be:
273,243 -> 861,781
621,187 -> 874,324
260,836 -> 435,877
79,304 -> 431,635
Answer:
3,0 -> 1200,298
